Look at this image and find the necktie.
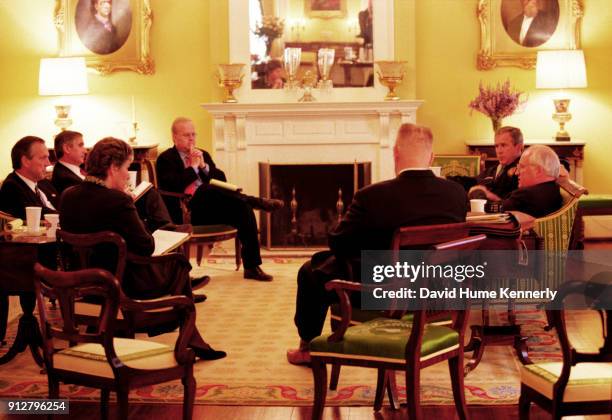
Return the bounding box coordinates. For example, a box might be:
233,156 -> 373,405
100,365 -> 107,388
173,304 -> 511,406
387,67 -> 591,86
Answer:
34,185 -> 44,205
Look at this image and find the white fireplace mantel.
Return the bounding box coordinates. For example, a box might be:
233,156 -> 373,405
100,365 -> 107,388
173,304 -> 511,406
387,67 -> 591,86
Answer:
201,100 -> 424,196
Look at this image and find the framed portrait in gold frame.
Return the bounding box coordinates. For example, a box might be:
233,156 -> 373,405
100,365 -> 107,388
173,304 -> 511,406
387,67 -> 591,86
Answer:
477,0 -> 583,70
305,0 -> 347,19
54,0 -> 153,75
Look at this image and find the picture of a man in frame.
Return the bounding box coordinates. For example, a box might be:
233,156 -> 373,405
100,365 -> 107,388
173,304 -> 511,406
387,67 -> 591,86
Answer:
75,0 -> 132,55
310,0 -> 341,12
502,0 -> 560,48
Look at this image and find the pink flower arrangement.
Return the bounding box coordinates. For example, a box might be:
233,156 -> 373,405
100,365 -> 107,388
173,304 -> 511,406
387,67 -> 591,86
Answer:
468,80 -> 527,120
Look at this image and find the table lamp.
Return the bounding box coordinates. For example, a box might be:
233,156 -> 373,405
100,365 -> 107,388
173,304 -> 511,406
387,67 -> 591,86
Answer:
38,57 -> 89,131
535,50 -> 587,141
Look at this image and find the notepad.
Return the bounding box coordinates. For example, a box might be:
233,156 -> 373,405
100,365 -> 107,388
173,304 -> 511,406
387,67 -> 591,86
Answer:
209,179 -> 242,192
466,213 -> 511,224
152,229 -> 190,256
131,181 -> 153,201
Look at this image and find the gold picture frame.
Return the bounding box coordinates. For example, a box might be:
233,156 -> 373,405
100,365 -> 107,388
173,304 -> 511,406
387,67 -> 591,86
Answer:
54,0 -> 154,75
477,0 -> 583,70
305,0 -> 347,19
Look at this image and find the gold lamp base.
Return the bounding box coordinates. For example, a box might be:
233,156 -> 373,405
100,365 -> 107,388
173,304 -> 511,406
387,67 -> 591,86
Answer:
54,104 -> 73,131
375,61 -> 407,101
552,98 -> 572,142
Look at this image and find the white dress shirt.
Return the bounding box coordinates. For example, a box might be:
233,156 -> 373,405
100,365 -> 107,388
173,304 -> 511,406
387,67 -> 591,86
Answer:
58,160 -> 85,180
519,15 -> 535,45
15,172 -> 56,210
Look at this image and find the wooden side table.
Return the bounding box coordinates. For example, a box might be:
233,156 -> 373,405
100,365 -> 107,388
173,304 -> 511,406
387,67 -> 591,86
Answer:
466,139 -> 585,185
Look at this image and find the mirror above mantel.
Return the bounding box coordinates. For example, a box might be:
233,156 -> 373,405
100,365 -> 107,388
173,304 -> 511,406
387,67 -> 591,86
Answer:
228,0 -> 396,103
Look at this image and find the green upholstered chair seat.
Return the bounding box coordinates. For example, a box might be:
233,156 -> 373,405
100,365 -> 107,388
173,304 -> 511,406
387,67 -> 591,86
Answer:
520,362 -> 612,403
432,155 -> 481,177
310,317 -> 459,363
329,306 -> 451,326
578,194 -> 612,210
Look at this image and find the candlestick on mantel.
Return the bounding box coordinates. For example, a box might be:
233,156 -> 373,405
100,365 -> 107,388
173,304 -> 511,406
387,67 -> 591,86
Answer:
131,95 -> 136,123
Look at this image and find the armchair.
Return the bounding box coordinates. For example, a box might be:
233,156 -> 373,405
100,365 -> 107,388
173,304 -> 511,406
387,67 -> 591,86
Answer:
33,263 -> 196,420
143,158 -> 240,270
432,155 -> 481,177
519,278 -> 612,419
57,230 -> 191,337
310,226 -> 486,419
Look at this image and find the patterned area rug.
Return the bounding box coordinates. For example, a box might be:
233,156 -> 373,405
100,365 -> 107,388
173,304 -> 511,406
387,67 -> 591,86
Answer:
0,257 -> 563,406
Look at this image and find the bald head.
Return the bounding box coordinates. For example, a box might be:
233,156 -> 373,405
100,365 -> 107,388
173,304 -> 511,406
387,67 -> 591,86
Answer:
393,123 -> 434,174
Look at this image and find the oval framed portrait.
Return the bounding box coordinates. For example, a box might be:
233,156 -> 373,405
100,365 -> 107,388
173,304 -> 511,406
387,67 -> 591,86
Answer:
75,0 -> 132,55
501,0 -> 560,48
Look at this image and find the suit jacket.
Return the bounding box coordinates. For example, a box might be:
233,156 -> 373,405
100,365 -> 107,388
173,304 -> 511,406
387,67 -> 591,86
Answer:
506,12 -> 558,48
451,156 -> 520,200
0,172 -> 58,219
156,146 -> 226,223
313,170 -> 469,279
502,181 -> 562,218
59,181 -> 184,299
52,161 -> 83,195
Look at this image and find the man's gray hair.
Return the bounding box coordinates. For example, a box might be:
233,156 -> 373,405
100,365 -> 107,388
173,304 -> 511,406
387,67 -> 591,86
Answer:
171,117 -> 192,134
523,145 -> 560,178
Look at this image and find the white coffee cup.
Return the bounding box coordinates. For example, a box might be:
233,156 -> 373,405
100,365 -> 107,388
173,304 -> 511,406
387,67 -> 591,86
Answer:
44,213 -> 60,238
128,171 -> 138,189
25,206 -> 42,233
470,199 -> 487,213
430,166 -> 441,177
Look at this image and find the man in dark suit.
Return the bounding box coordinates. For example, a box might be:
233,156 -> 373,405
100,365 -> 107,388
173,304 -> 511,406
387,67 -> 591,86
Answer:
504,0 -> 559,48
0,136 -> 58,219
502,144 -> 562,217
454,126 -> 524,202
59,137 -> 225,360
287,123 -> 469,364
52,130 -> 174,233
156,117 -> 282,281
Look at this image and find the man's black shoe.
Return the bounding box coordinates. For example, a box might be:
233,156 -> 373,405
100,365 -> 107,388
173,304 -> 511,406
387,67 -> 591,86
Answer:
248,196 -> 284,212
191,275 -> 210,290
244,266 -> 273,281
193,347 -> 227,360
193,293 -> 207,303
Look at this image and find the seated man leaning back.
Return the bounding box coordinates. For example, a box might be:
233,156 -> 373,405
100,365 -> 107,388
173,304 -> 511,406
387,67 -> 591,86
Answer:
287,123 -> 470,365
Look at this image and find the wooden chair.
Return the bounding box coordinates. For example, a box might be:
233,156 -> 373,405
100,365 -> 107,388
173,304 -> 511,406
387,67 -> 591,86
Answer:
310,226 -> 486,419
57,230 -> 191,337
327,223 -> 473,391
144,158 -> 241,269
519,277 -> 612,419
33,263 -> 196,420
432,155 -> 481,177
0,210 -> 17,345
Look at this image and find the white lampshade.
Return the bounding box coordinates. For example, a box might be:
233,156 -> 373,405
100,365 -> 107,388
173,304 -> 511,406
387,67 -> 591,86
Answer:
536,50 -> 587,89
38,57 -> 89,96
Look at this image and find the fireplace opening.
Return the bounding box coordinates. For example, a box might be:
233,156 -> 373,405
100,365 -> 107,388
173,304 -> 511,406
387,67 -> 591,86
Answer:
259,162 -> 371,248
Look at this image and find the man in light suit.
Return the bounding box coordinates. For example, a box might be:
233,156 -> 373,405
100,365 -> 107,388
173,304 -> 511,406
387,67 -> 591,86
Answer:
287,123 -> 469,364
0,136 -> 58,219
504,0 -> 559,48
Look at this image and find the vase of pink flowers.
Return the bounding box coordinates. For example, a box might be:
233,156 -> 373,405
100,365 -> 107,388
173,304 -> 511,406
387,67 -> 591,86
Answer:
469,80 -> 526,135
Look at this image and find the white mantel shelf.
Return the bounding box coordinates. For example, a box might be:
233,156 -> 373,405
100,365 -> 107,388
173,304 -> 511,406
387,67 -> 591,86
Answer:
202,100 -> 424,116
201,100 -> 424,197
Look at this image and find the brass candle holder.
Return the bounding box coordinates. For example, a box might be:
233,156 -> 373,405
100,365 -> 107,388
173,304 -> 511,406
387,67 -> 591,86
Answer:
375,61 -> 407,101
217,63 -> 245,103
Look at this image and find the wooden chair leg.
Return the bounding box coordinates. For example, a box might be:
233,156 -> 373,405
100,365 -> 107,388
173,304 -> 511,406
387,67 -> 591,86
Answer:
449,354 -> 468,420
48,378 -> 59,398
405,363 -> 422,420
196,245 -> 204,266
311,358 -> 327,420
329,363 -> 340,390
101,389 -> 110,420
518,387 -> 530,420
117,388 -> 129,420
234,237 -> 241,271
182,367 -> 195,420
374,368 -> 386,411
386,370 -> 399,410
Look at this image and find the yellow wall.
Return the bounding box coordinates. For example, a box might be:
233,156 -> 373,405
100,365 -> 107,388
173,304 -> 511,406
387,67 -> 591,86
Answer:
0,0 -> 610,194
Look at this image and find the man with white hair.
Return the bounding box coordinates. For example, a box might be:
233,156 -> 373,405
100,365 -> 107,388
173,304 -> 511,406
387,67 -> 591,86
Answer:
501,144 -> 562,217
287,123 -> 469,364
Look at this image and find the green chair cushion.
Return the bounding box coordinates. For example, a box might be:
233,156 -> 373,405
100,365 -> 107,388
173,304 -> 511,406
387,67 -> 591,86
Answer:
310,317 -> 459,363
579,194 -> 612,210
329,305 -> 387,325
